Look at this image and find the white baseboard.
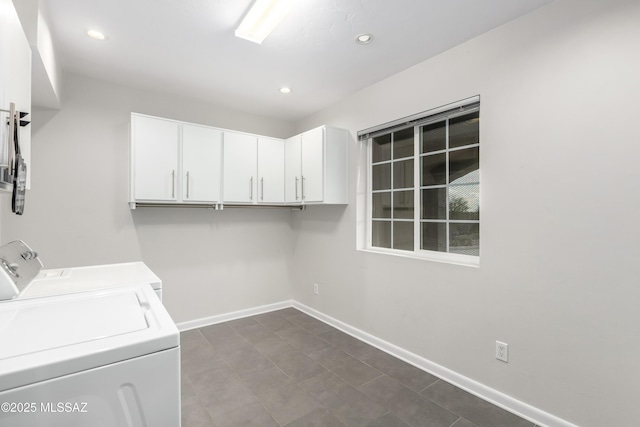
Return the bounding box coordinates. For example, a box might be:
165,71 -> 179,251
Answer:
176,300 -> 293,331
292,301 -> 578,427
177,300 -> 577,427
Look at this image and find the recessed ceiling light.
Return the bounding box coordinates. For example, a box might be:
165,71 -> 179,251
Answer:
355,33 -> 373,45
280,87 -> 291,94
87,30 -> 106,40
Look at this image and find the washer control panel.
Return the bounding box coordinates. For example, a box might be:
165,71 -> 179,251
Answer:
0,240 -> 43,301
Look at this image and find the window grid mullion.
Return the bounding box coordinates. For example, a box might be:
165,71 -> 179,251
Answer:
390,134 -> 394,249
445,118 -> 450,253
414,126 -> 420,252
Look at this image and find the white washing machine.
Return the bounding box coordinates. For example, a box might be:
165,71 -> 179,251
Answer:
0,241 -> 181,427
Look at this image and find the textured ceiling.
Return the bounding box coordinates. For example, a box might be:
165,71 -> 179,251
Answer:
46,0 -> 552,121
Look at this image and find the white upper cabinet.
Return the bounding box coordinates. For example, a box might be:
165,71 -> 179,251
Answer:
131,115 -> 179,202
285,126 -> 348,205
300,126 -> 325,202
223,131 -> 257,204
130,113 -> 347,208
284,135 -> 302,204
182,124 -> 222,203
1,0 -> 32,190
257,137 -> 284,203
130,114 -> 222,206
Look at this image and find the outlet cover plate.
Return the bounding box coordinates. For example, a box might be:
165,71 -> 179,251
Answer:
496,341 -> 509,363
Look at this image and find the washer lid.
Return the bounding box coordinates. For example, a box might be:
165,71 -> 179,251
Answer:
0,284 -> 178,392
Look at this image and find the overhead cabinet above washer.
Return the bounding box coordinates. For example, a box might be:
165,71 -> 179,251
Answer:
129,113 -> 347,208
130,114 -> 222,207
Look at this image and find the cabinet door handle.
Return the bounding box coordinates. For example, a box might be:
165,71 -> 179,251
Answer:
186,171 -> 190,199
171,170 -> 175,198
295,177 -> 299,200
249,177 -> 253,200
7,103 -> 15,176
261,177 -> 264,201
302,176 -> 306,200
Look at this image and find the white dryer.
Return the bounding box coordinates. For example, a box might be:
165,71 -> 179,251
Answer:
21,261 -> 164,301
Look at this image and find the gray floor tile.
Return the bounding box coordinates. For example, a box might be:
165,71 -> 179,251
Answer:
210,334 -> 254,358
188,365 -> 237,394
367,413 -> 411,427
200,323 -> 240,341
318,329 -> 376,358
200,377 -> 259,419
285,312 -> 336,334
255,313 -> 297,332
300,371 -> 387,427
181,329 -> 207,344
274,324 -> 308,340
358,375 -> 407,405
233,322 -> 275,344
182,396 -> 216,427
308,347 -> 355,370
237,365 -> 295,394
358,375 -> 458,427
359,348 -> 439,392
277,327 -> 334,354
227,317 -> 259,329
253,334 -> 298,357
451,418 -> 479,427
209,402 -> 278,427
254,383 -> 322,425
332,355 -> 383,387
181,339 -> 226,376
182,373 -> 197,401
277,307 -> 305,318
225,347 -> 275,375
269,350 -> 327,381
421,381 -> 534,427
285,408 -> 347,427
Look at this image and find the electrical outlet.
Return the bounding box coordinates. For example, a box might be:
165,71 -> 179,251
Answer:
313,283 -> 319,295
496,341 -> 509,363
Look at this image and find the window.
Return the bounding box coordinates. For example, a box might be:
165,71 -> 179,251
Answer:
363,97 -> 480,264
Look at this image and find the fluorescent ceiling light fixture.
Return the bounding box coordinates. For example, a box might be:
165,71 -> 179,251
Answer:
235,0 -> 293,44
87,30 -> 106,40
280,87 -> 291,94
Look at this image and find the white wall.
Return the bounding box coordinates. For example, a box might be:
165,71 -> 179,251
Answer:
292,0 -> 640,426
0,73 -> 296,323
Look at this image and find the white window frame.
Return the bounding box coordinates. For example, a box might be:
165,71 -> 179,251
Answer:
362,96 -> 480,267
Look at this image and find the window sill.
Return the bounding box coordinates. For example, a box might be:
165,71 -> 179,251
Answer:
358,247 -> 480,268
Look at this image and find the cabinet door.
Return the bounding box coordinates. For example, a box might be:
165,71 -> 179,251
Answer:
0,0 -> 32,189
223,132 -> 257,203
182,124 -> 222,203
301,127 -> 324,202
257,137 -> 284,203
284,135 -> 302,203
132,115 -> 179,201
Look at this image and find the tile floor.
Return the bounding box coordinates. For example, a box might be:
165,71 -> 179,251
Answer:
180,308 -> 538,427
